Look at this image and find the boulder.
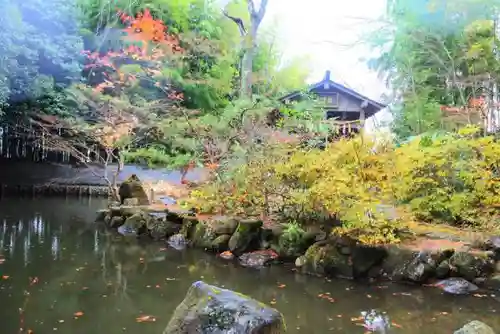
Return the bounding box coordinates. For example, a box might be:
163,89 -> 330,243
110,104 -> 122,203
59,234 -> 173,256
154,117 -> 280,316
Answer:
302,241 -> 354,278
211,217 -> 239,235
435,277 -> 479,295
119,212 -> 149,236
192,223 -> 217,249
228,219 -> 263,255
454,320 -> 495,334
276,228 -> 316,260
163,281 -> 284,334
123,197 -> 140,206
180,217 -> 199,239
211,235 -> 231,251
301,241 -> 386,279
95,209 -> 110,222
147,218 -> 182,240
118,174 -> 151,205
351,246 -> 387,277
384,247 -> 454,283
449,251 -> 493,281
239,250 -> 279,268
109,216 -> 125,228
119,205 -> 142,217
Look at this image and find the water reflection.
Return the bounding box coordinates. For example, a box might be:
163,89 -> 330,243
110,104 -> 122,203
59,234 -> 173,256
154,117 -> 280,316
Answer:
0,198 -> 499,334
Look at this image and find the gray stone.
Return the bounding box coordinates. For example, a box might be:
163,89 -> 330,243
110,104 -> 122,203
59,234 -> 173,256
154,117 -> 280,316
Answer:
454,320 -> 495,334
163,281 -> 284,334
239,250 -> 279,268
436,277 -> 479,295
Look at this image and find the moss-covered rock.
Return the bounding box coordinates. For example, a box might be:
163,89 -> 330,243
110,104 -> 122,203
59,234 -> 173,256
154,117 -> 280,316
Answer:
109,216 -> 125,228
180,217 -> 199,239
211,218 -> 239,235
228,219 -> 263,255
449,251 -> 493,281
454,320 -> 495,334
211,235 -> 231,252
163,281 -> 284,334
276,229 -> 313,260
192,223 -> 217,249
147,218 -> 182,240
118,174 -> 151,205
120,212 -> 149,236
302,241 -> 353,278
123,197 -> 140,206
120,205 -> 142,217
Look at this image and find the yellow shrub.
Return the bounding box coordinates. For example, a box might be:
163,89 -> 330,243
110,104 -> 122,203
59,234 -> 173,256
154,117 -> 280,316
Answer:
188,129 -> 500,244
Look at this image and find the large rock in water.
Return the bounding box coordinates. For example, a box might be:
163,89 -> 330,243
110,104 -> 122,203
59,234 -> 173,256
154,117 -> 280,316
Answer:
164,281 -> 284,334
454,320 -> 495,334
118,174 -> 151,205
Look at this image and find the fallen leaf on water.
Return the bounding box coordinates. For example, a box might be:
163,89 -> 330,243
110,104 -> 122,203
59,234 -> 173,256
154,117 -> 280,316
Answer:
2,275 -> 9,279
0,258 -> 5,264
351,316 -> 364,322
277,284 -> 286,288
74,312 -> 84,317
155,285 -> 161,288
270,300 -> 276,305
58,320 -> 64,323
439,312 -> 449,315
473,293 -> 488,298
159,248 -> 167,251
366,294 -> 372,298
391,322 -> 403,328
136,315 -> 156,323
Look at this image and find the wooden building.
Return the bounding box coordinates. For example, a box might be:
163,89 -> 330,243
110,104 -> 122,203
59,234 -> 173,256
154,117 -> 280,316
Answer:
279,70 -> 386,135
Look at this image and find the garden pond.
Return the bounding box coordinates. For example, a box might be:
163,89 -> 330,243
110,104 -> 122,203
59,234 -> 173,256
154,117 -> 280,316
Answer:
0,198 -> 499,333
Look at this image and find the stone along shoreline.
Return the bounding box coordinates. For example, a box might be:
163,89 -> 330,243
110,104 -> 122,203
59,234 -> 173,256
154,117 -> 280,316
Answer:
96,199 -> 500,297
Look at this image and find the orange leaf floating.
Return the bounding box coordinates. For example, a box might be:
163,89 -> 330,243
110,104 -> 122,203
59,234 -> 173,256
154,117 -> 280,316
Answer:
136,315 -> 156,323
74,312 -> 84,317
277,284 -> 286,288
391,322 -> 403,328
2,275 -> 9,279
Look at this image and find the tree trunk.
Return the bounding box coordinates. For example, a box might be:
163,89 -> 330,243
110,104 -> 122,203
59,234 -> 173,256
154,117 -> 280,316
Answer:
241,24 -> 258,98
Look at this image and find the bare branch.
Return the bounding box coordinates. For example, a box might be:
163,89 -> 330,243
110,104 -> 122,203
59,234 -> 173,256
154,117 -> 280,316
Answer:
222,10 -> 246,36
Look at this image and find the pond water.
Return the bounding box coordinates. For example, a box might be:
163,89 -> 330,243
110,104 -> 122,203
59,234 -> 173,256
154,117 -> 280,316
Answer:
0,198 -> 499,334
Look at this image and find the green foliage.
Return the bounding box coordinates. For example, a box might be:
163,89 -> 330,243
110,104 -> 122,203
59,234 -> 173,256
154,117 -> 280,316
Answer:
368,0 -> 500,139
0,0 -> 83,108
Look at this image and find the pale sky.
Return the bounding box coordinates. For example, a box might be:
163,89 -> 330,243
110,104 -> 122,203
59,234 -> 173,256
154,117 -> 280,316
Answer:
263,0 -> 392,130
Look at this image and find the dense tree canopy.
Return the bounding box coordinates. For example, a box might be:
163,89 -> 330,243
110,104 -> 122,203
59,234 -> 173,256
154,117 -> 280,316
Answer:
0,0 -> 84,108
369,0 -> 500,139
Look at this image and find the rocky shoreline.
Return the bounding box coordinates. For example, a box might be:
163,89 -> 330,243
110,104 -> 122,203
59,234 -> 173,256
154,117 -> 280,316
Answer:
96,199 -> 500,296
